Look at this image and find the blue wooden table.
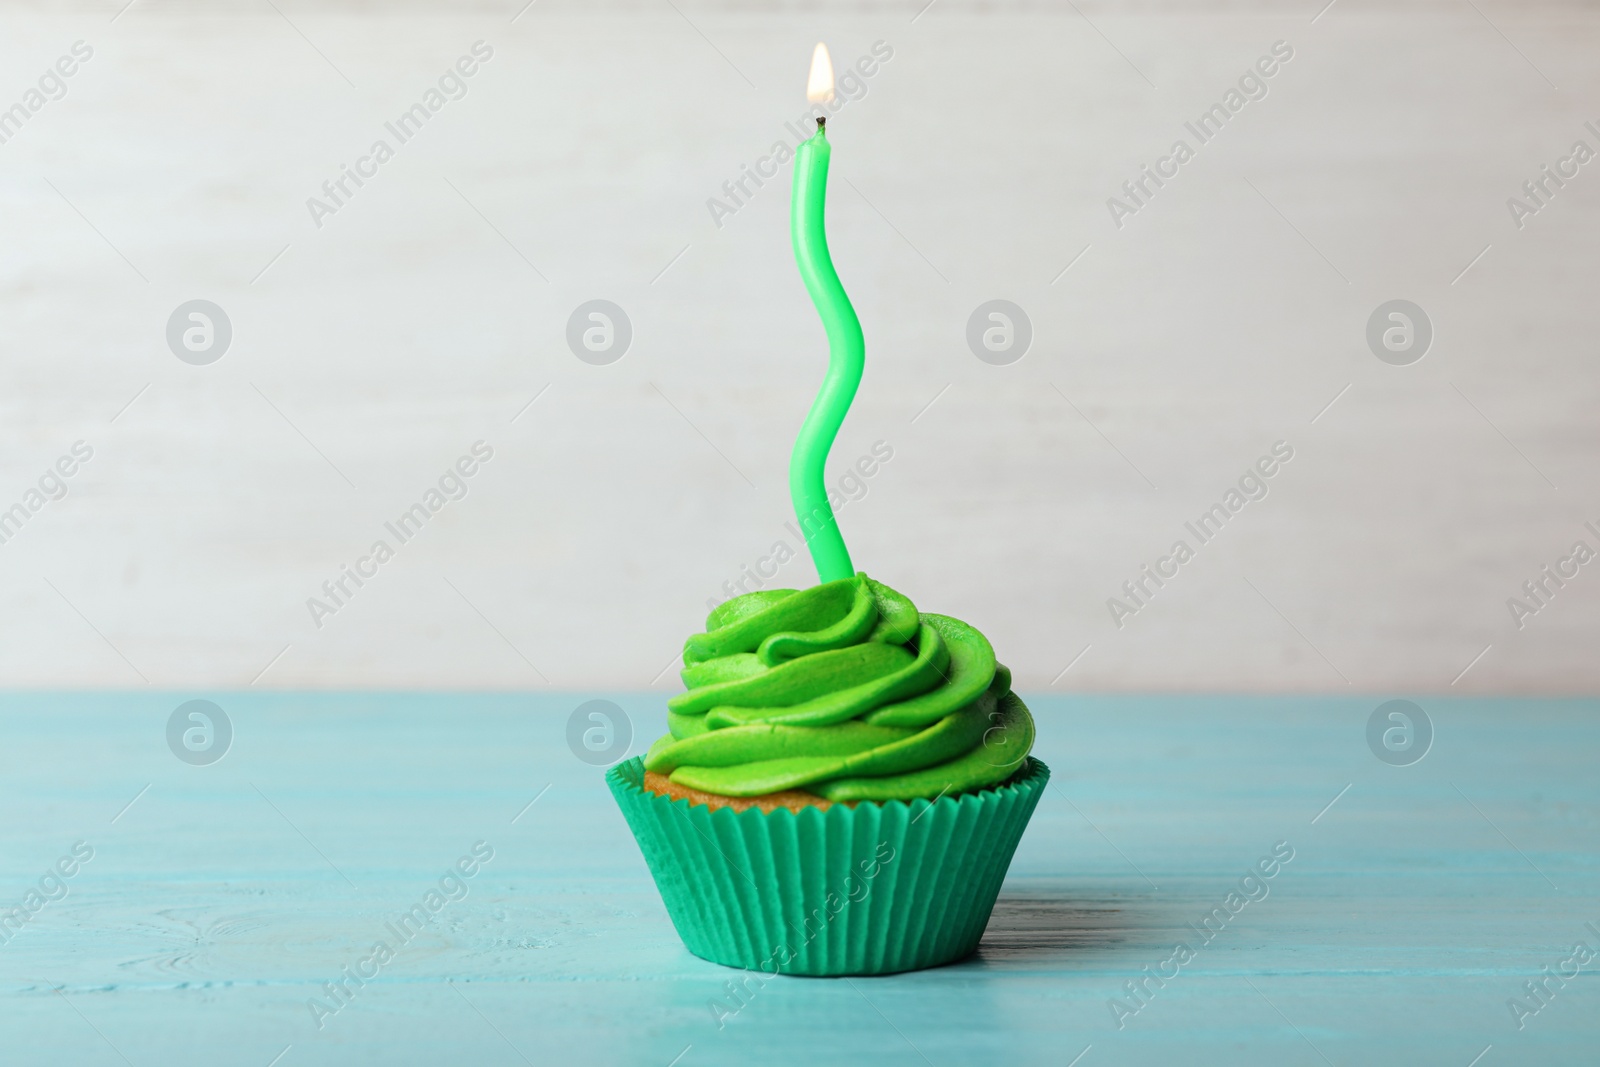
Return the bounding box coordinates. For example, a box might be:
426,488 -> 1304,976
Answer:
1,693 -> 1595,1066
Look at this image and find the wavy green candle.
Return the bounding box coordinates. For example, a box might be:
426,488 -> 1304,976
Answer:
790,118 -> 864,584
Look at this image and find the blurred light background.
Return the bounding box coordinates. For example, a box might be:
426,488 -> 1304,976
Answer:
1,0 -> 1596,692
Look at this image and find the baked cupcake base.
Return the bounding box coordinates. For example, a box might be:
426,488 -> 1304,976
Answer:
643,770 -> 836,814
610,753 -> 1049,976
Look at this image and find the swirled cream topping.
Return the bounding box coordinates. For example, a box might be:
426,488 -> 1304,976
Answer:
644,574 -> 1034,802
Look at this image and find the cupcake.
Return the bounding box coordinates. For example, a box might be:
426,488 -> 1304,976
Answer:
608,572 -> 1048,976
610,65 -> 1046,975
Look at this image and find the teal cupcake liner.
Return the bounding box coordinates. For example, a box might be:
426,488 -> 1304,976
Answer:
607,754 -> 1049,976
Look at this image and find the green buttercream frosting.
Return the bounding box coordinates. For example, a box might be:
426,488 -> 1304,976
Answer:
646,574 -> 1035,800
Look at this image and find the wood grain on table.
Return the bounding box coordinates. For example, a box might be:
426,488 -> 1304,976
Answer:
1,693 -> 1595,1066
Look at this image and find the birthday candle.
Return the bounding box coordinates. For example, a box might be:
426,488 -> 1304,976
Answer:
789,44 -> 864,584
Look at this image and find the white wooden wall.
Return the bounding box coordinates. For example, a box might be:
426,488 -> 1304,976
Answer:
1,1 -> 1595,691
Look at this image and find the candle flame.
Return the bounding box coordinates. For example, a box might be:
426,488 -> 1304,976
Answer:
806,42 -> 835,104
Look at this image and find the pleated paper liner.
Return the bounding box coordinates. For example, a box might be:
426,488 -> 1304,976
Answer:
608,752 -> 1049,976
